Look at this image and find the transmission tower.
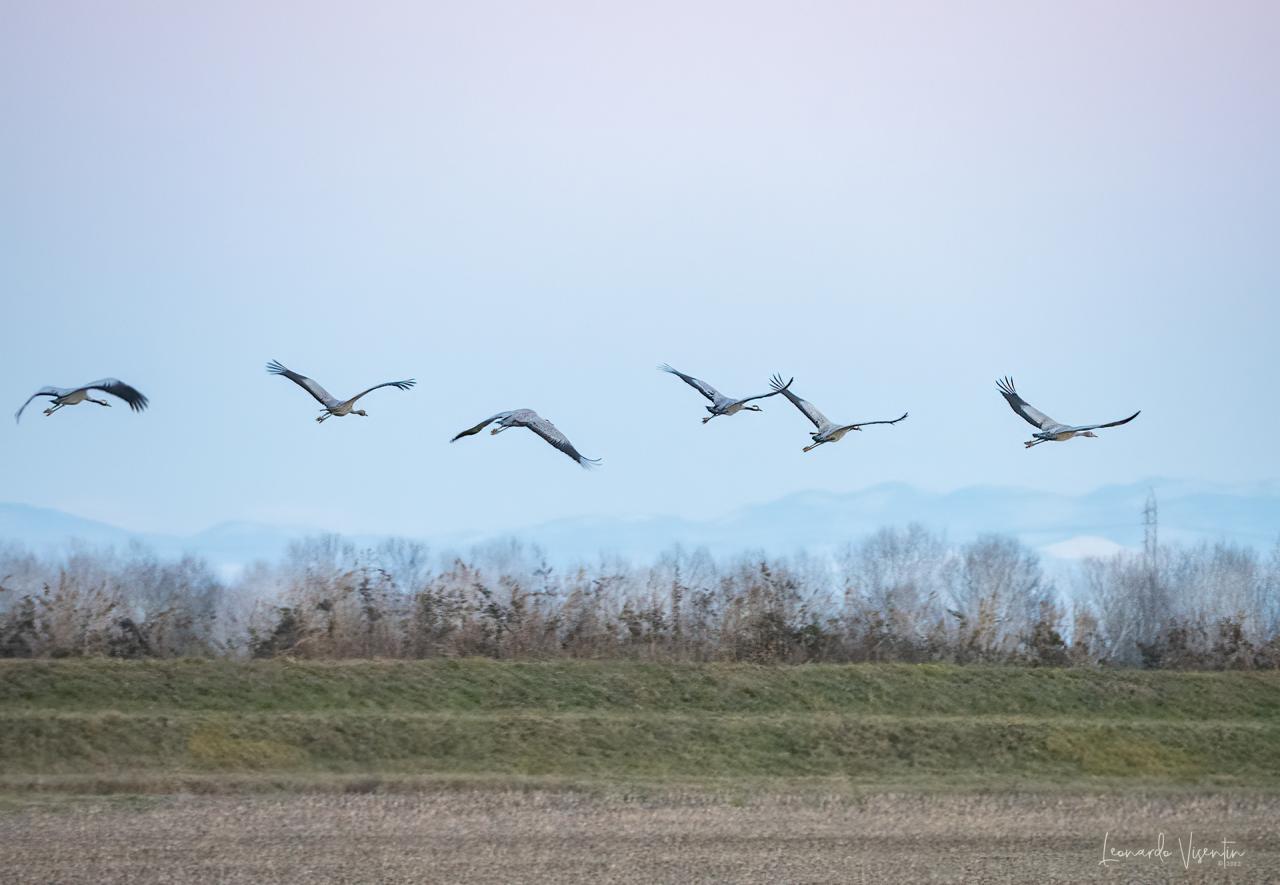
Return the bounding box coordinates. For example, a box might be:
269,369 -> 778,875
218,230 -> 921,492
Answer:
1142,490 -> 1159,565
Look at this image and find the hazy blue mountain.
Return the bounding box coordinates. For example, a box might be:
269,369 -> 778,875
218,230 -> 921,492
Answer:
2,479 -> 1278,572
0,504 -> 317,574
442,480 -> 1280,562
0,503 -> 141,549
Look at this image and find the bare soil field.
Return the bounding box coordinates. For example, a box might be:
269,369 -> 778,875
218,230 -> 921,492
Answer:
1,789 -> 1276,884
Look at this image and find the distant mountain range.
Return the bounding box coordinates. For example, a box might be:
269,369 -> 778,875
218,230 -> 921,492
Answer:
3,479 -> 1279,574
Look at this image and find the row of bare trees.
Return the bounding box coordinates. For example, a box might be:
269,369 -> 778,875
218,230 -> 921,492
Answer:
2,528 -> 1278,668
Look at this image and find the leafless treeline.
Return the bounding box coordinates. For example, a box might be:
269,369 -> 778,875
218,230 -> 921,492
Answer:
2,527 -> 1278,668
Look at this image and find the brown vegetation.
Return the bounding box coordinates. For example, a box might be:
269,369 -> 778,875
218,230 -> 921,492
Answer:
2,525 -> 1278,668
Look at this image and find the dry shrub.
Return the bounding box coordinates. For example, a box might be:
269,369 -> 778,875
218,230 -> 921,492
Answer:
3,528 -> 1278,669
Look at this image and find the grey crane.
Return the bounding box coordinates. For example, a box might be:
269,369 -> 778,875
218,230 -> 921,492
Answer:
769,374 -> 907,452
450,409 -> 601,468
15,379 -> 149,423
267,360 -> 415,423
659,364 -> 792,423
997,376 -> 1139,448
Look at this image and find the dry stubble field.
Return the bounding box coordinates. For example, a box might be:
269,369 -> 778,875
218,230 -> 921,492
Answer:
2,790 -> 1277,884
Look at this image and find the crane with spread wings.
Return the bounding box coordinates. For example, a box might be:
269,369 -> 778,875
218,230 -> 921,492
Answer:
267,360 -> 415,423
996,376 -> 1139,448
769,374 -> 907,453
659,364 -> 792,423
15,379 -> 149,423
451,409 -> 601,468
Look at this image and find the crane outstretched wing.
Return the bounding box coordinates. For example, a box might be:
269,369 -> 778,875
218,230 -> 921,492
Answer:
523,413 -> 601,468
450,412 -> 508,442
659,364 -> 724,403
267,360 -> 338,407
13,387 -> 61,423
82,379 -> 149,412
1071,411 -> 1141,433
840,412 -> 908,432
736,376 -> 792,405
770,374 -> 832,430
348,379 -> 416,405
996,377 -> 1056,429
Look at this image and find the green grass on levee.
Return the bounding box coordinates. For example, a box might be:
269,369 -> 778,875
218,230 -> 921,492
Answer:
1,659 -> 1277,793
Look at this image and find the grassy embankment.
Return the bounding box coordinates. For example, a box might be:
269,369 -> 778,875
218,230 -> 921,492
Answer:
1,659 -> 1277,793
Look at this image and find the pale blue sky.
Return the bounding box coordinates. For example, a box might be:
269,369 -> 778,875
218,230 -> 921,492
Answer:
2,1 -> 1277,537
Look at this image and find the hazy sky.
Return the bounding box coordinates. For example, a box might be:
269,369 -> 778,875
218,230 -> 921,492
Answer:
2,1 -> 1277,537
